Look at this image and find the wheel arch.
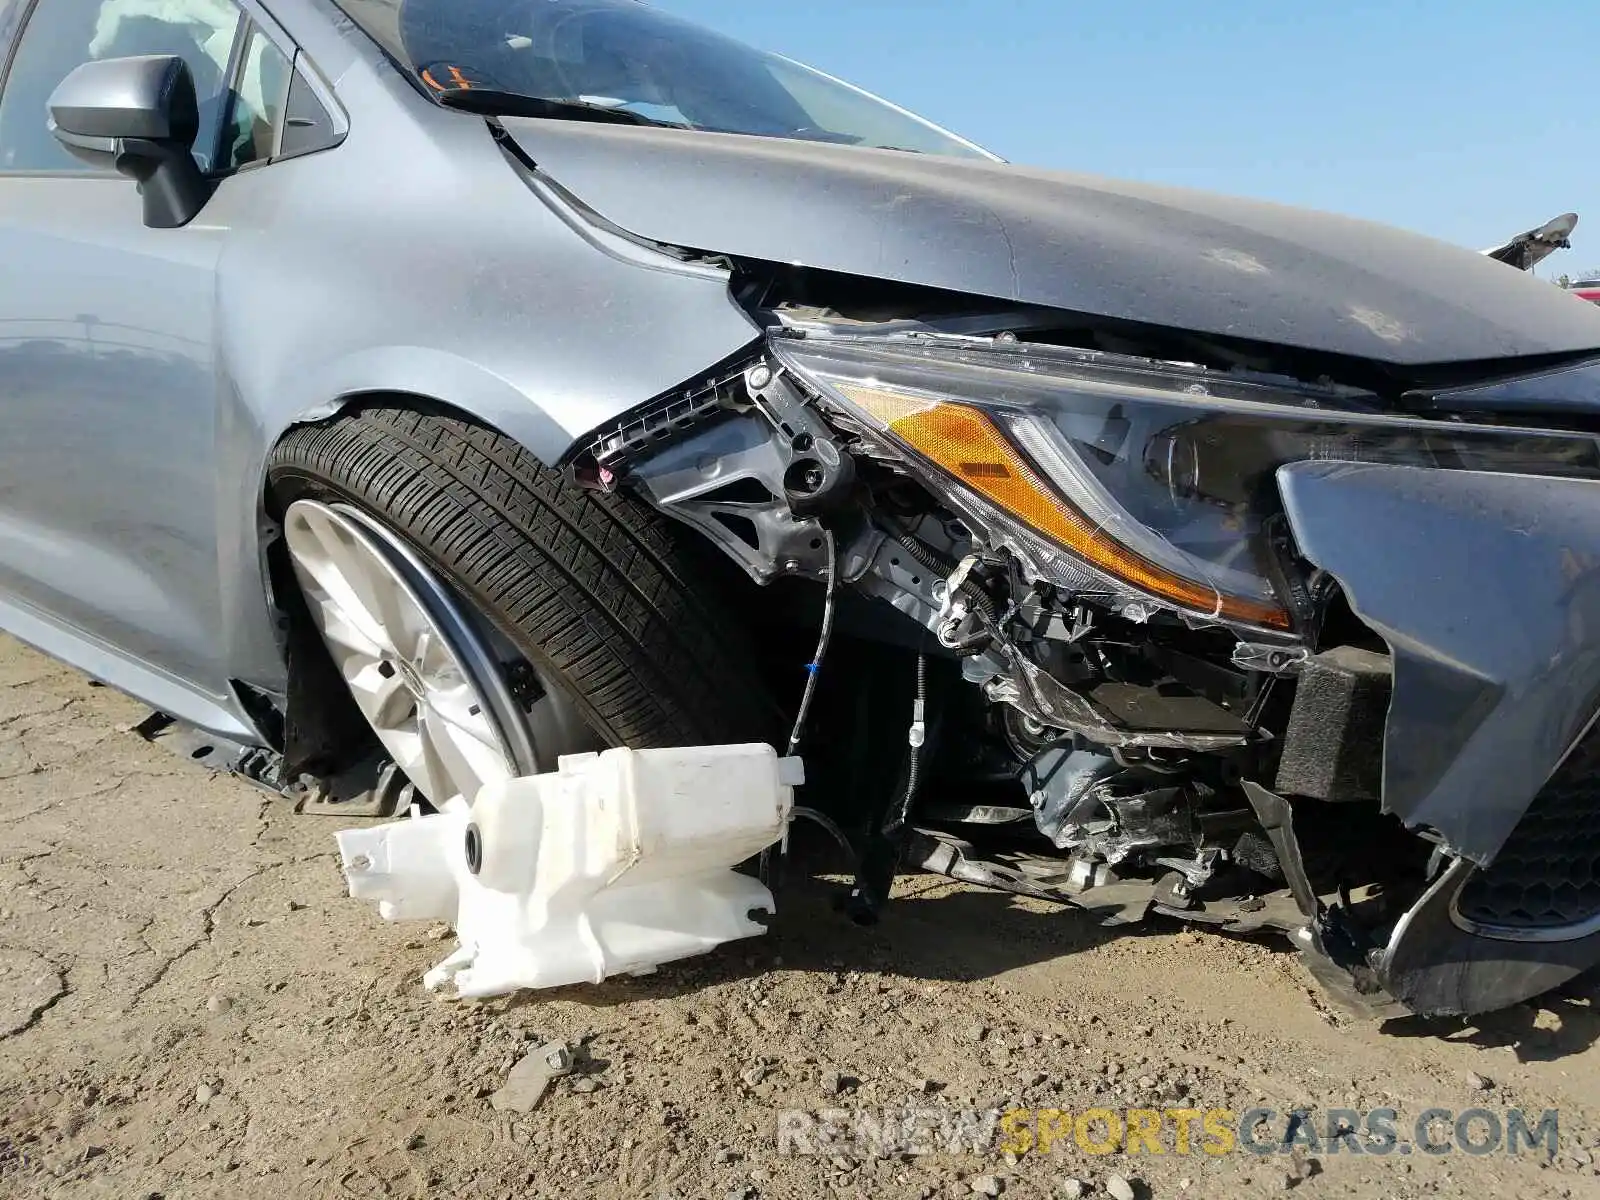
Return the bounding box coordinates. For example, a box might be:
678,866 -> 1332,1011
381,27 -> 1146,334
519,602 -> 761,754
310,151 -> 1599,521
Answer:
271,346 -> 577,469
249,347 -> 578,642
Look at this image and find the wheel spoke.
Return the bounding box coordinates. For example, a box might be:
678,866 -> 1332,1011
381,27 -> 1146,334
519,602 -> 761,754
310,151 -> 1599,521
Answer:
413,628 -> 455,684
310,594 -> 386,660
345,660 -> 416,731
284,498 -> 589,813
415,707 -> 471,807
429,680 -> 504,757
289,512 -> 391,653
380,725 -> 441,803
319,520 -> 422,662
420,695 -> 512,805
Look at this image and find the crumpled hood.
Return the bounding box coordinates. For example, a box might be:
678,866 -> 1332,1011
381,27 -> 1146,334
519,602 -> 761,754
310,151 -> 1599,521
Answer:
499,119 -> 1600,368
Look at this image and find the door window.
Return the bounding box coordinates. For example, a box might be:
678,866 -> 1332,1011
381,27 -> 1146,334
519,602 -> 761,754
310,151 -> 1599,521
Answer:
219,20 -> 290,171
0,0 -> 245,173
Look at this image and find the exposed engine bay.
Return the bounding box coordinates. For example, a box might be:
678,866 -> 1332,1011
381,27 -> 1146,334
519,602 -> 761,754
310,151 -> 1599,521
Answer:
569,276 -> 1600,1020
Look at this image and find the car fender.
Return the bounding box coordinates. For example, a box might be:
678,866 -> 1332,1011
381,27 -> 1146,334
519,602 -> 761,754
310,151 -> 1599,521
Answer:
204,56 -> 761,694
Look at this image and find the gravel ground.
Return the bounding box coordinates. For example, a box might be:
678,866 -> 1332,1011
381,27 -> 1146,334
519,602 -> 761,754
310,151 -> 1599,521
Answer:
3,634 -> 1599,1200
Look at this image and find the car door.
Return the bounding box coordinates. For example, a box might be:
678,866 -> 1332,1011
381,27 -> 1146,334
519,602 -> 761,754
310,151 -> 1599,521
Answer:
0,0 -> 291,732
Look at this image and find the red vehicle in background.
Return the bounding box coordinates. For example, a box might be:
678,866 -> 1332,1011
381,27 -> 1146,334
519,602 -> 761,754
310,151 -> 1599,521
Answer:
1569,277 -> 1600,304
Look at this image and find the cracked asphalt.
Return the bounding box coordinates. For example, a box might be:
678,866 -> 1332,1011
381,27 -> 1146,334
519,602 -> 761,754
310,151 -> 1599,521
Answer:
3,633 -> 1600,1200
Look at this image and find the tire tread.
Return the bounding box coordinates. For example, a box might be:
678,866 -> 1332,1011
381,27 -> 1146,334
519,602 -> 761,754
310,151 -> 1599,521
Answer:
269,403 -> 774,749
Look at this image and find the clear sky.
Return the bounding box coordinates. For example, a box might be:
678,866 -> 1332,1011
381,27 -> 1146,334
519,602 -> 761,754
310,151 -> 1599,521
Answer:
658,0 -> 1600,274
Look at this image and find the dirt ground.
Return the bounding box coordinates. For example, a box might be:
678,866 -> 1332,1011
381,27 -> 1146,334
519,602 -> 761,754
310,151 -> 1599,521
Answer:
2,634 -> 1599,1200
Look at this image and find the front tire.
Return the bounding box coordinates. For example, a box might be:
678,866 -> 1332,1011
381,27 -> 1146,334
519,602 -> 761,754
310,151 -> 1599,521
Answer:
267,403 -> 779,780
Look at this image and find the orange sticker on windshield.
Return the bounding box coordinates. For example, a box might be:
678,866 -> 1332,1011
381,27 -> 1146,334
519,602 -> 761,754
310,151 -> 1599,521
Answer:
422,64 -> 476,91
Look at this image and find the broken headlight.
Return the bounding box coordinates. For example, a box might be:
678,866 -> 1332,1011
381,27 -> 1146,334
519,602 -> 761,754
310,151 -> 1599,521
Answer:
774,335 -> 1600,635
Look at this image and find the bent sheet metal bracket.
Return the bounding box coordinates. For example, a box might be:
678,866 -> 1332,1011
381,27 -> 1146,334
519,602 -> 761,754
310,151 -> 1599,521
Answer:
1243,780 -> 1406,1017
1278,461 -> 1600,866
1240,781 -> 1321,920
335,744 -> 800,998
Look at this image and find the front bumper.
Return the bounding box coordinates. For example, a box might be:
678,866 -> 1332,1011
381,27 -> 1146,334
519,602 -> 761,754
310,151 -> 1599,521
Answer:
1278,461 -> 1600,1013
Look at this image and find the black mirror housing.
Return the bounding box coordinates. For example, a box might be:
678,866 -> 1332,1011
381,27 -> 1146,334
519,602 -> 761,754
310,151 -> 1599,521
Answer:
48,55 -> 214,228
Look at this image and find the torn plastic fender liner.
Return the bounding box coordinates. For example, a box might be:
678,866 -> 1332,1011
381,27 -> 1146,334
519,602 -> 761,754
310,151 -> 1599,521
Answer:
336,744 -> 800,998
1277,461 -> 1600,864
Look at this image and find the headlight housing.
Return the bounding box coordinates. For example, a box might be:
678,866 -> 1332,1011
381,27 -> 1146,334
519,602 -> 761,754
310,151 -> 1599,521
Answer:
774,334 -> 1600,635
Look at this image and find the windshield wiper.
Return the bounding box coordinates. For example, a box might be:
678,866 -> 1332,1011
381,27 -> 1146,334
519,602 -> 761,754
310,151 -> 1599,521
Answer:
435,88 -> 683,128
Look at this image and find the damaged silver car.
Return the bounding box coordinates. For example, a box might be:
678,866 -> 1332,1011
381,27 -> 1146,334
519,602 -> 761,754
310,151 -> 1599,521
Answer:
5,0 -> 1600,1017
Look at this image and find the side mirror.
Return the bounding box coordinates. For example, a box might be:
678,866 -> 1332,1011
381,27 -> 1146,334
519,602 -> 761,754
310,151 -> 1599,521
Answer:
48,54 -> 215,229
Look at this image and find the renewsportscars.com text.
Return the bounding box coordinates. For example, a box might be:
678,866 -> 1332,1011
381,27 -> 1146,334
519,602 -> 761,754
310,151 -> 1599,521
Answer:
776,1106 -> 1560,1159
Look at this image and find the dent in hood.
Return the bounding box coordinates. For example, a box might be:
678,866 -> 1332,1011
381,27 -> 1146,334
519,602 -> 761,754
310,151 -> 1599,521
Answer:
499,120 -> 1600,368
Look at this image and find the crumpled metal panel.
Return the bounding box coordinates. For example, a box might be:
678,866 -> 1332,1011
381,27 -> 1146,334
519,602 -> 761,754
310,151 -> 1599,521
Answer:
500,119 -> 1600,367
1278,460 -> 1600,864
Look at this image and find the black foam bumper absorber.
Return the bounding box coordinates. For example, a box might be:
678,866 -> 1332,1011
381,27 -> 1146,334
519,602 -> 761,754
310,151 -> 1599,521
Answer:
1274,645 -> 1391,802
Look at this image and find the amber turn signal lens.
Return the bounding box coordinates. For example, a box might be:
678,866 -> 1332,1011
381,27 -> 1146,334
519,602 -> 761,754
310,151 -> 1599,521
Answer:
838,384 -> 1291,631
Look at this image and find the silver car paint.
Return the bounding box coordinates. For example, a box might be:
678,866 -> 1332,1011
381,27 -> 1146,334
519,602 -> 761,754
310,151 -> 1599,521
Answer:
497,118 -> 1600,367
3,0 -> 1599,754
0,0 -> 760,738
0,174 -> 235,729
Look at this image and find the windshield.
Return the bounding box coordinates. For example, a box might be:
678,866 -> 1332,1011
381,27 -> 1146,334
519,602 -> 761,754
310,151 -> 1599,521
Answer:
335,0 -> 993,159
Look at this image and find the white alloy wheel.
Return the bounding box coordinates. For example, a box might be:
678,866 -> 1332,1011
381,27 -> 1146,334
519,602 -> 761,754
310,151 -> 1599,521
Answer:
282,499 -> 593,811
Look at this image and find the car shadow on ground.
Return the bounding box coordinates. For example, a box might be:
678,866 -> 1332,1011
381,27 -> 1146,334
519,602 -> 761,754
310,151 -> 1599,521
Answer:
502,849 -> 1253,1010
1379,969 -> 1600,1062
495,830 -> 1600,1062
